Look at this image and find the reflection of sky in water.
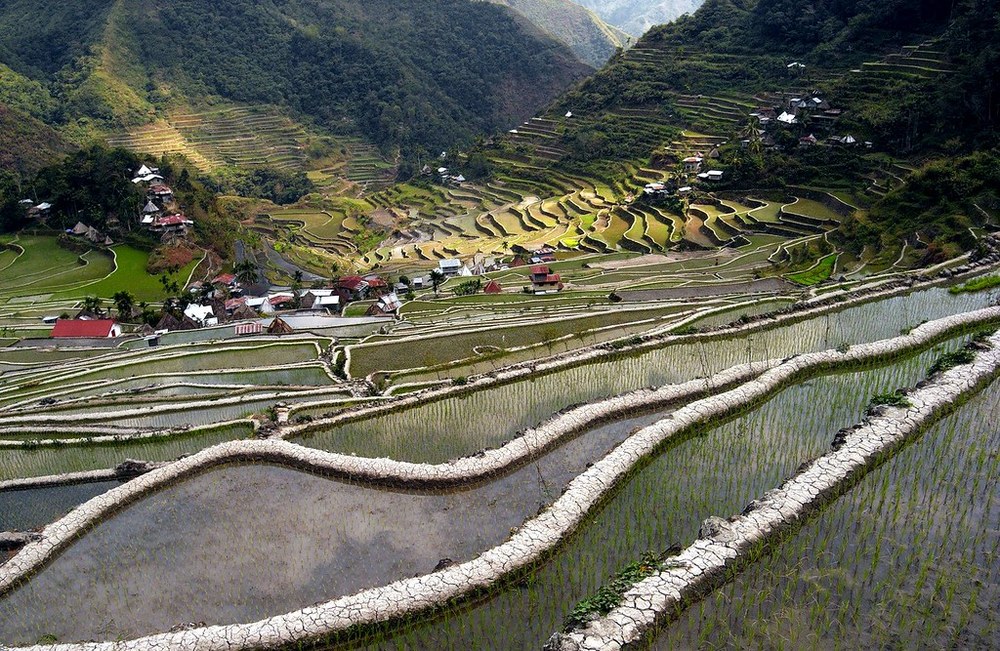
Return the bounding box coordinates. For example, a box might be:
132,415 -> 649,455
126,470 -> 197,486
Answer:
0,409 -> 661,644
0,481 -> 119,531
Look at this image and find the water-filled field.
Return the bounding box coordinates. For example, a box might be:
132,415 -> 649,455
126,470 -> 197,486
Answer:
0,338 -> 972,645
656,383 -> 1000,650
293,284 -> 993,462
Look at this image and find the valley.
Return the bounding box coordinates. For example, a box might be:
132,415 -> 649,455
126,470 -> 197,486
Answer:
0,0 -> 998,649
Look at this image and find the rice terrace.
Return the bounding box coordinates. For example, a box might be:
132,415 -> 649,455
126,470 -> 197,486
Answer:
1,0 -> 999,649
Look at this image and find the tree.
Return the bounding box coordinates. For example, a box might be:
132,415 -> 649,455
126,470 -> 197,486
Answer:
82,296 -> 103,314
454,279 -> 482,296
430,269 -> 445,296
112,291 -> 136,319
234,258 -> 258,285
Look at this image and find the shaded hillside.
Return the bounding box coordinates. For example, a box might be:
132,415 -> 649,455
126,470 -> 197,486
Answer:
0,105 -> 74,178
0,0 -> 590,158
557,0 -> 998,151
488,0 -> 634,66
575,0 -> 704,36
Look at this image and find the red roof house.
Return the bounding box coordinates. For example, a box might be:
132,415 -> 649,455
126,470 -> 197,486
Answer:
50,319 -> 122,339
484,280 -> 502,294
213,273 -> 237,287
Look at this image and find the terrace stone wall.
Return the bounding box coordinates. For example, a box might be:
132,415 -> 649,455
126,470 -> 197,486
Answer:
548,330 -> 1000,651
285,251 -> 1000,438
1,309 -> 998,651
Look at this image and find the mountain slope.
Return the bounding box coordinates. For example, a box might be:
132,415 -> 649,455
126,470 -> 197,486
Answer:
0,0 -> 591,158
488,0 -> 634,66
0,104 -> 74,178
575,0 -> 704,36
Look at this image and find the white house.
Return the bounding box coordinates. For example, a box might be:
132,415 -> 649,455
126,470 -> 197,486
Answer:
438,259 -> 463,276
777,111 -> 798,125
184,304 -> 219,327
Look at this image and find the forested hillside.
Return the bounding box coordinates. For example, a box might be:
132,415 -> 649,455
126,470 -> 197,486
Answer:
576,0 -> 704,36
488,0 -> 634,67
0,0 -> 590,156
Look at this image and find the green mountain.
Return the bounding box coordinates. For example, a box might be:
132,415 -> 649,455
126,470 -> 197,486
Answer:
575,0 -> 704,36
0,0 -> 590,159
488,0 -> 634,67
484,0 -> 999,250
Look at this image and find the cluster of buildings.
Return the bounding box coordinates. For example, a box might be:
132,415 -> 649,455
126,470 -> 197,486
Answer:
131,164 -> 193,237
421,165 -> 466,185
746,93 -> 870,151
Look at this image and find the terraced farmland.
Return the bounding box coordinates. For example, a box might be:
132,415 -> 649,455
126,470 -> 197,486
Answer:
2,261 -> 999,650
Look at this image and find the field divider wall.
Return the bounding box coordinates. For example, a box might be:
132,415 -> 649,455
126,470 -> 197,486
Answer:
1,307 -> 999,650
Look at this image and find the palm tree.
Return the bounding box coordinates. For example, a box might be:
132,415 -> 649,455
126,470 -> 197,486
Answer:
234,259 -> 258,285
82,296 -> 103,314
430,269 -> 445,297
112,291 -> 135,319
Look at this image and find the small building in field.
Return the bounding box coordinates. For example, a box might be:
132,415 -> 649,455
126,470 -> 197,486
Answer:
484,280 -> 502,294
438,258 -> 463,277
529,265 -> 563,294
50,319 -> 121,339
366,292 -> 403,317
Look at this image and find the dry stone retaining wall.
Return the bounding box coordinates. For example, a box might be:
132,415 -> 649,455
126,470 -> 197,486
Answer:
548,331 -> 1000,651
283,255 -> 1000,439
2,309 -> 999,651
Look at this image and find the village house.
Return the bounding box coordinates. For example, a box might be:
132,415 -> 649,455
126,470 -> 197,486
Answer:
300,290 -> 341,313
529,265 -> 563,294
150,214 -> 193,235
26,202 -> 52,220
682,156 -> 703,173
131,165 -> 163,184
697,170 -> 725,183
183,304 -> 219,327
366,292 -> 403,317
643,182 -> 669,197
484,279 -> 502,294
438,258 -> 463,277
50,319 -> 122,339
335,275 -> 369,304
148,183 -> 174,203
777,111 -> 798,125
799,134 -> 819,147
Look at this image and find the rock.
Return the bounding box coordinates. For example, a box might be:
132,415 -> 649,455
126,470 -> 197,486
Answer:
0,531 -> 42,551
433,558 -> 455,572
169,622 -> 207,633
113,459 -> 159,479
699,516 -> 735,541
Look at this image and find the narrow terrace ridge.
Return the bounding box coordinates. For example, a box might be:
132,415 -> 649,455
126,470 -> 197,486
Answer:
1,307 -> 998,650
548,334 -> 1000,651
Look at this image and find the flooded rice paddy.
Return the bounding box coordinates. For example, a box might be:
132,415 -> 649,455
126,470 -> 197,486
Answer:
0,338 -> 970,645
655,381 -> 1000,650
294,285 -> 994,463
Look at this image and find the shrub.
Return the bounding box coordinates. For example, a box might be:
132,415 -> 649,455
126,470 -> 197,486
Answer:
929,349 -> 977,375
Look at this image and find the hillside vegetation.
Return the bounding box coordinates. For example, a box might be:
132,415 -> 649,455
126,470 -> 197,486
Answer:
488,0 -> 634,67
576,0 -> 704,36
0,0 -> 590,156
